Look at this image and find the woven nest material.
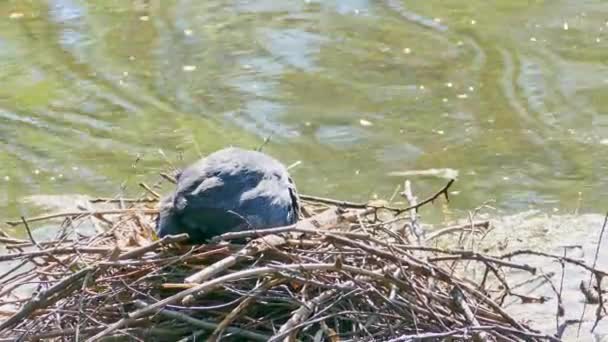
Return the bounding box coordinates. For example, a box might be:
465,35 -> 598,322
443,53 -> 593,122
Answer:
0,184 -> 566,342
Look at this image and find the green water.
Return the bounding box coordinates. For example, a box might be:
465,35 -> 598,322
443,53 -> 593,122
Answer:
1,0 -> 607,230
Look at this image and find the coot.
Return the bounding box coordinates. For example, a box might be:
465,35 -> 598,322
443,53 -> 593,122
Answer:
156,147 -> 299,243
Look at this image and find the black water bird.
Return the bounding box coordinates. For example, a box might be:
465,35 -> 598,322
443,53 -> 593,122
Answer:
156,147 -> 299,243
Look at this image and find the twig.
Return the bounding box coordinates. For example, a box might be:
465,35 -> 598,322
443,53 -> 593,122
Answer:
159,172 -> 177,184
6,209 -> 159,226
86,263 -> 339,341
397,178 -> 454,214
208,279 -> 281,341
138,182 -> 161,199
300,179 -> 454,214
450,287 -> 490,341
256,135 -> 272,152
386,325 -> 560,342
184,234 -> 286,285
429,253 -> 536,274
0,267 -> 93,331
89,197 -> 157,203
500,250 -> 608,278
425,221 -> 490,241
401,180 -> 424,243
21,216 -> 41,249
556,249 -> 567,332
270,289 -> 338,342
0,247 -> 119,262
133,300 -> 270,341
117,233 -> 189,260
210,224 -> 296,242
584,211 -> 608,334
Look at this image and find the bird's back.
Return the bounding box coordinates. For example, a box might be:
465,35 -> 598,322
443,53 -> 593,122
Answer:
156,147 -> 299,242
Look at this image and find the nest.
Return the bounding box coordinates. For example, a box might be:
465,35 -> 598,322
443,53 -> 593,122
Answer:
0,180 -> 574,341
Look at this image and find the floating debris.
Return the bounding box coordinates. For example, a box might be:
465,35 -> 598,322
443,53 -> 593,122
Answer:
9,12 -> 24,19
359,119 -> 373,127
388,168 -> 459,179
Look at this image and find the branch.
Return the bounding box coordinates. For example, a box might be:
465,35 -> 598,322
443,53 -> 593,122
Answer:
0,267 -> 93,331
133,300 -> 270,341
6,209 -> 159,226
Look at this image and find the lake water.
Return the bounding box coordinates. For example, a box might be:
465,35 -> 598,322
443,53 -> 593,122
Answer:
1,0 -> 607,229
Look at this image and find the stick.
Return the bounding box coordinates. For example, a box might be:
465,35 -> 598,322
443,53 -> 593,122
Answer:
6,209 -> 159,226
208,279 -> 281,341
270,290 -> 337,342
583,211 -> 608,334
0,247 -> 119,262
401,180 -> 424,243
89,198 -> 157,203
0,236 -> 29,245
117,233 -> 189,260
133,300 -> 270,341
299,179 -> 454,214
183,234 -> 286,285
21,216 -> 41,249
500,249 -> 608,278
450,287 -> 491,341
425,221 -> 490,241
429,253 -> 536,274
139,182 -> 161,199
186,207 -> 342,284
160,172 -> 177,184
86,263 -> 338,342
0,267 -> 93,331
